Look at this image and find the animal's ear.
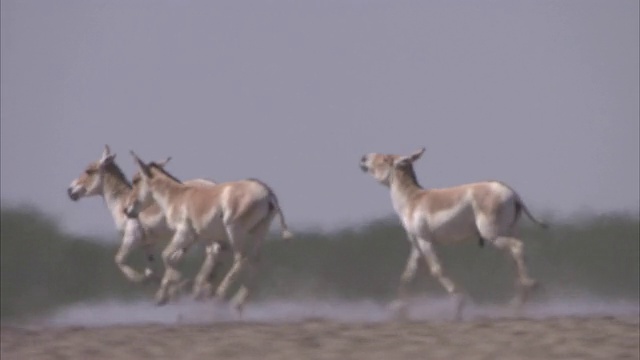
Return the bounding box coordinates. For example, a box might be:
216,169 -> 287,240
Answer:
393,148 -> 425,167
157,156 -> 172,168
393,156 -> 412,167
102,144 -> 111,158
408,147 -> 426,162
99,145 -> 116,167
130,151 -> 151,178
99,154 -> 116,168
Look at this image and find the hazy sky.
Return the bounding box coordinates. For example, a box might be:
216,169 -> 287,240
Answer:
2,0 -> 638,238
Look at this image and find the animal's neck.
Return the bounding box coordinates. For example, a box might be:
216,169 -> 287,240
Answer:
101,172 -> 132,231
149,176 -> 182,214
389,166 -> 423,214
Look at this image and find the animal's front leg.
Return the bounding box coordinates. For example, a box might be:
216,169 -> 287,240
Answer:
156,226 -> 195,305
168,247 -> 188,264
137,226 -> 161,284
141,241 -> 159,284
114,220 -> 146,283
390,239 -> 421,319
417,238 -> 466,321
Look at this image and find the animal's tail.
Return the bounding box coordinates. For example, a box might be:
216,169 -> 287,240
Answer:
515,197 -> 549,229
269,193 -> 293,240
250,178 -> 293,240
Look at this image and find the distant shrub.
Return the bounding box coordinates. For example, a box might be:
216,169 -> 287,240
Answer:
1,204 -> 637,322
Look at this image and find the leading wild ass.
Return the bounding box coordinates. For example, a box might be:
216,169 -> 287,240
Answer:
124,151 -> 293,314
67,145 -> 219,295
359,147 -> 547,320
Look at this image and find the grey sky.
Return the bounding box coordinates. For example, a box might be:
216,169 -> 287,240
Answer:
1,0 -> 638,237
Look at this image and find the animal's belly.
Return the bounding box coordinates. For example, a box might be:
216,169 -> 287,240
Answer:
195,217 -> 228,242
420,208 -> 477,243
431,226 -> 477,244
145,227 -> 173,243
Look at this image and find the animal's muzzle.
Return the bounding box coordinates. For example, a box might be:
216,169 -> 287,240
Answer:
67,187 -> 80,201
359,155 -> 368,172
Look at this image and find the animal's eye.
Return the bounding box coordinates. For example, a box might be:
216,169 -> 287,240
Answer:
85,169 -> 96,175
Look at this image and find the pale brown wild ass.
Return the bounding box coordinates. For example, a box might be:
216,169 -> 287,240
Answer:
67,145 -> 219,296
359,147 -> 548,320
124,151 -> 293,314
129,166 -> 230,301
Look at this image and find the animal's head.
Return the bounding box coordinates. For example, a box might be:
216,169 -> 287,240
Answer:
359,147 -> 425,186
67,145 -> 117,201
123,152 -> 171,219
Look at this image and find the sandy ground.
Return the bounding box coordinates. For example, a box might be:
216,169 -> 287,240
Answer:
2,316 -> 639,360
2,297 -> 639,360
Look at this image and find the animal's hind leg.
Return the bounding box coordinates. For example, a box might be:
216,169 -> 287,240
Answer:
230,261 -> 255,319
416,238 -> 466,321
193,242 -> 224,300
215,253 -> 247,302
230,214 -> 274,318
215,222 -> 251,302
477,235 -> 486,248
216,204 -> 271,304
493,236 -> 538,312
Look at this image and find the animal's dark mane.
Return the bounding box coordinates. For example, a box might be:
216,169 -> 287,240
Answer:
148,162 -> 183,184
396,162 -> 422,189
104,162 -> 132,189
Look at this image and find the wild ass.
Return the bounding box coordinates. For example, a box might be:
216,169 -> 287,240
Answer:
124,151 -> 293,313
128,164 -> 230,301
359,147 -> 547,320
67,145 -> 219,296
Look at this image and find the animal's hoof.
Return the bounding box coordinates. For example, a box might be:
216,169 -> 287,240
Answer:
143,271 -> 160,285
521,278 -> 539,290
210,295 -> 227,310
233,302 -> 245,320
453,293 -> 467,321
388,299 -> 406,311
198,284 -> 214,299
388,300 -> 409,321
193,284 -> 212,301
167,280 -> 191,302
178,279 -> 192,292
155,295 -> 169,306
214,286 -> 229,301
509,298 -> 526,317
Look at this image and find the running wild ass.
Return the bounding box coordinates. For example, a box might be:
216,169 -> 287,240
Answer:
67,145 -> 218,295
128,163 -> 229,301
359,147 -> 548,320
124,151 -> 293,313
